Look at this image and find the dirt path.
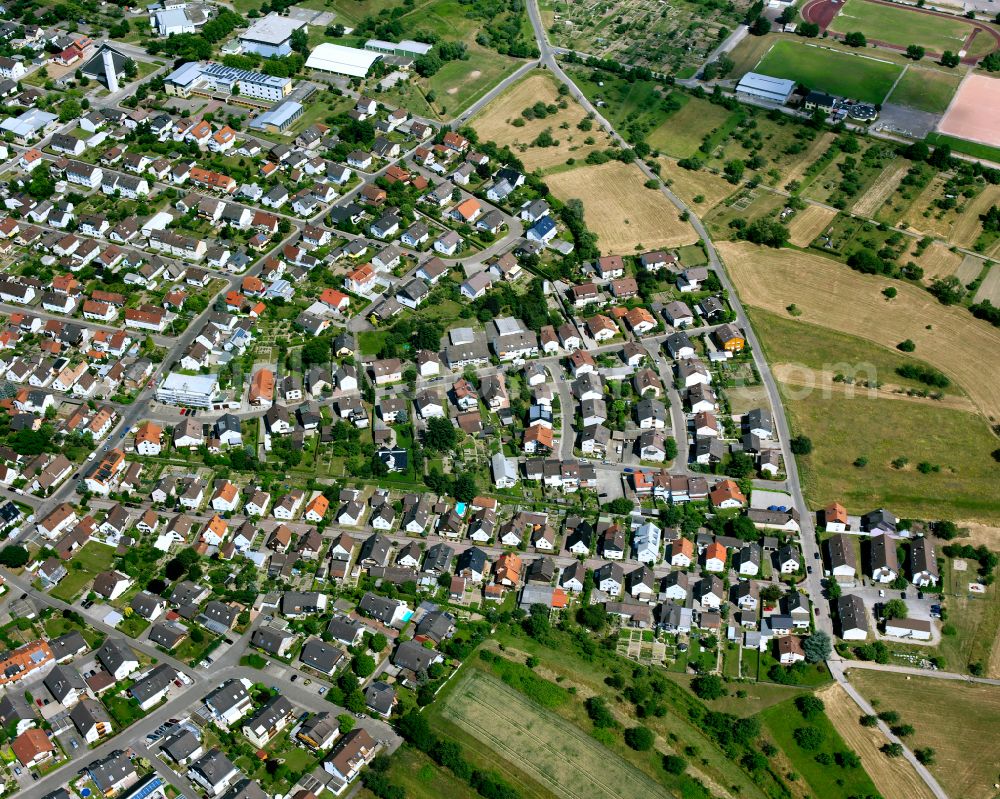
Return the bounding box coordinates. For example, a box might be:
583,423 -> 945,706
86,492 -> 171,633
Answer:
819,683 -> 937,799
772,363 -> 978,413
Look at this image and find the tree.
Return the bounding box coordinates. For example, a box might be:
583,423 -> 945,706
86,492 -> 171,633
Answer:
897,339 -> 915,352
425,416 -> 457,451
0,545 -> 29,568
730,514 -> 758,541
793,726 -> 824,750
941,50 -> 960,67
803,631 -> 832,663
352,653 -> 376,677
724,159 -> 745,184
577,603 -> 607,631
790,435 -> 813,455
368,633 -> 388,653
691,674 -> 725,700
891,723 -> 915,737
914,747 -> 935,764
58,98 -> 81,122
798,21 -> 820,36
883,287 -> 897,299
795,695 -> 825,719
882,742 -> 904,757
663,754 -> 687,775
624,726 -> 655,751
605,498 -> 633,515
882,598 -> 908,619
860,714 -> 879,727
844,31 -> 867,47
906,44 -> 925,60
751,16 -> 771,34
453,473 -> 476,503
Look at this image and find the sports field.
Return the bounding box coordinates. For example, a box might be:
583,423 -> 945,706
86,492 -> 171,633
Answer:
546,161 -> 697,253
755,40 -> 903,104
937,74 -> 1000,150
848,670 -> 1000,799
885,67 -> 962,114
829,0 -> 971,53
439,670 -> 670,799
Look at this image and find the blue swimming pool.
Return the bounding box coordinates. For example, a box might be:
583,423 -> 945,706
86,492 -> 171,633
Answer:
401,610 -> 414,623
455,502 -> 467,516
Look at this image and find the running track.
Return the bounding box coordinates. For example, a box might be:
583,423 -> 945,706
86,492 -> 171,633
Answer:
800,0 -> 1000,63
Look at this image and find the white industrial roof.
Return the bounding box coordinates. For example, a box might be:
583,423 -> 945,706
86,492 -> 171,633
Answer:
240,13 -> 305,45
736,72 -> 796,102
160,372 -> 219,395
1,109 -> 57,137
305,43 -> 381,77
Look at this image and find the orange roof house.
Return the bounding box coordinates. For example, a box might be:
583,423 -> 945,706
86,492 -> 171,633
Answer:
494,553 -> 522,587
523,425 -> 554,452
242,275 -> 265,295
624,307 -> 656,333
0,640 -> 53,685
304,494 -> 329,521
709,479 -> 746,508
204,514 -> 228,543
452,198 -> 481,223
319,288 -> 350,312
824,502 -> 848,528
249,369 -> 275,405
11,728 -> 54,767
135,421 -> 162,447
705,541 -> 727,568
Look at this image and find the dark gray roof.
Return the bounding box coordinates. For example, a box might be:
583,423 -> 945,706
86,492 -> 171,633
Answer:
365,680 -> 395,715
191,748 -> 238,785
415,610 -> 454,643
44,664 -> 86,702
204,679 -> 250,714
87,750 -> 135,793
96,638 -> 136,674
49,630 -> 88,660
299,638 -> 346,675
130,663 -> 176,705
162,727 -> 202,762
392,639 -> 439,673
326,615 -> 364,645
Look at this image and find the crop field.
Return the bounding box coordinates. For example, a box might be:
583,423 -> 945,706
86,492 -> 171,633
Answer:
829,0 -> 973,53
903,182 -> 1000,252
817,684 -> 936,799
754,40 -> 903,104
908,240 -> 963,281
885,67 -> 962,114
848,670 -> 1000,799
956,254 -> 988,284
471,71 -> 613,173
788,205 -> 837,247
546,161 -> 697,253
759,697 -> 880,799
439,669 -> 670,799
656,158 -> 736,210
852,161 -> 909,217
720,240 -> 1000,421
973,263 -> 1000,304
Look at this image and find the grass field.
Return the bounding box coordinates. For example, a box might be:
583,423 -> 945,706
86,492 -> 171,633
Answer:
755,40 -> 903,104
646,96 -> 738,160
848,670 -> 1000,799
759,697 -> 881,799
829,0 -> 972,53
426,48 -> 524,119
439,670 -> 669,799
818,683 -> 936,799
357,745 -> 477,799
925,132 -> 1000,165
470,71 -> 614,173
885,67 -> 962,114
546,161 -> 697,254
719,240 -> 1000,421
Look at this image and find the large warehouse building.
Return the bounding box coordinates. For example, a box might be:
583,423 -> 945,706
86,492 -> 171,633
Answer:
305,43 -> 382,77
735,72 -> 796,106
239,14 -> 306,58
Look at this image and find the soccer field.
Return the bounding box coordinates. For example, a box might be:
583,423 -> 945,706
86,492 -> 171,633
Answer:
830,0 -> 972,53
755,40 -> 903,104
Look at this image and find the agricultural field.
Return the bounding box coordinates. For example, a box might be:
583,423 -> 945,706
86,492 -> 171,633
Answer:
817,684 -> 936,799
788,205 -> 837,247
907,240 -> 963,281
470,71 -> 614,173
973,264 -> 1000,303
540,0 -> 749,77
759,697 -> 881,799
903,182 -> 1000,251
884,67 -> 962,115
847,670 -> 1000,799
546,161 -> 697,253
852,161 -> 910,217
656,158 -> 736,211
719,240 -> 1000,421
754,40 -> 903,104
829,0 -> 974,54
438,669 -> 669,799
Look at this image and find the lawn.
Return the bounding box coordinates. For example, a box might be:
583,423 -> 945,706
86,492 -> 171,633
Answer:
847,670 -> 1000,799
424,46 -> 524,119
754,40 -> 903,104
925,132 -> 1000,165
103,693 -> 145,728
118,615 -> 150,639
646,95 -> 739,160
829,0 -> 974,54
43,615 -> 102,648
760,697 -> 881,799
885,67 -> 961,114
50,542 -> 115,603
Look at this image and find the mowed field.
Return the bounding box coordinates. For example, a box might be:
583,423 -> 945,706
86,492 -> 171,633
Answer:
439,670 -> 670,799
646,96 -> 736,159
829,0 -> 972,53
788,205 -> 837,247
657,157 -> 736,210
847,670 -> 1000,799
817,684 -> 936,799
546,161 -> 697,253
852,161 -> 909,216
908,240 -> 963,281
470,71 -> 614,172
719,240 -> 1000,421
754,40 -> 902,104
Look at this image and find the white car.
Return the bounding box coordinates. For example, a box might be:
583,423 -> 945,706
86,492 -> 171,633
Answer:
878,590 -> 885,597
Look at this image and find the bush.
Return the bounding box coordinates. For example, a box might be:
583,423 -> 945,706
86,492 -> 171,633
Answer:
795,695 -> 825,719
793,726 -> 824,751
691,674 -> 726,700
585,696 -> 618,729
624,726 -> 655,751
663,755 -> 687,775
897,339 -> 916,352
790,435 -> 812,455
